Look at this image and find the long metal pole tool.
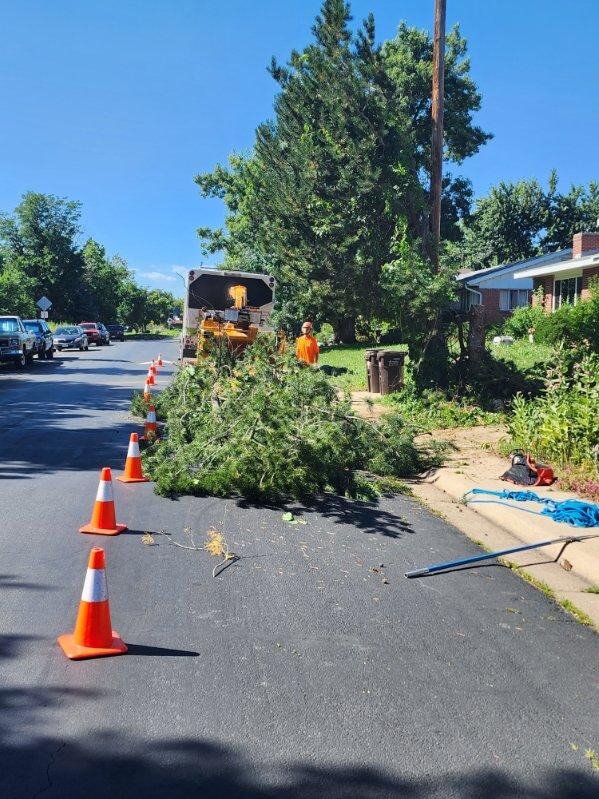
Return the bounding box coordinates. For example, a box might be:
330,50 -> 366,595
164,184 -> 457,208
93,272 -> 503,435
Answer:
404,533 -> 598,578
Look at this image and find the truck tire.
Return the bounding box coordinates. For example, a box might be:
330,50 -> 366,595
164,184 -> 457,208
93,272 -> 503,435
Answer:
45,347 -> 54,360
25,349 -> 34,365
14,349 -> 27,369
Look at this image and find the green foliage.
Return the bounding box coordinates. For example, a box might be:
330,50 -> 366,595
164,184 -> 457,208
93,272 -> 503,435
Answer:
445,179 -> 548,271
195,1 -> 488,344
82,241 -> 135,323
508,347 -> 599,474
0,261 -> 37,316
532,292 -> 599,351
543,172 -> 599,251
0,192 -> 86,319
385,385 -> 501,431
502,304 -> 546,340
445,172 -> 599,272
489,338 -> 553,374
140,339 -> 425,500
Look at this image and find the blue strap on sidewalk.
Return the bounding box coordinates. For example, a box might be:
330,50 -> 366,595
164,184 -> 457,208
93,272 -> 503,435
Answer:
463,488 -> 599,528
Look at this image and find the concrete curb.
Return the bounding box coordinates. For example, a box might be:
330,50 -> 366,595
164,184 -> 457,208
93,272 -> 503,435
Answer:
409,465 -> 599,631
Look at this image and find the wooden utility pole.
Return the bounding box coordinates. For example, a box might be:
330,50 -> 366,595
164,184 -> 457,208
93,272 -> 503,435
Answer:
430,0 -> 446,270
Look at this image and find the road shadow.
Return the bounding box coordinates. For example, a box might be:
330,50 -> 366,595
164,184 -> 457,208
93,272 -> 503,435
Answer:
125,644 -> 199,657
237,495 -> 414,539
0,727 -> 596,798
0,379 -> 143,475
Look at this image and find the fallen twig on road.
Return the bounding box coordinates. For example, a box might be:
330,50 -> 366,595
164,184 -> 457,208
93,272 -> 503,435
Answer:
204,528 -> 239,577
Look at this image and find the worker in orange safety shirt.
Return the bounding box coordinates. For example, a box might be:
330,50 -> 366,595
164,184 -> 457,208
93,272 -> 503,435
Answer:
295,321 -> 320,365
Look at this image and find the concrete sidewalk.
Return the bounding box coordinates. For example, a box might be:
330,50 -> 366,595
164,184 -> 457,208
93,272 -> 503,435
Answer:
410,431 -> 599,630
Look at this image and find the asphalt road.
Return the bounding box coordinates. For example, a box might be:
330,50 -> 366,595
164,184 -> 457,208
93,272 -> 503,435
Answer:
0,340 -> 598,799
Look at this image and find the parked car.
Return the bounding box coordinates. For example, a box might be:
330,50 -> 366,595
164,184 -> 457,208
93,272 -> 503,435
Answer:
22,319 -> 55,359
97,323 -> 111,345
166,315 -> 183,329
0,315 -> 36,368
53,325 -> 89,352
105,323 -> 125,341
78,322 -> 109,346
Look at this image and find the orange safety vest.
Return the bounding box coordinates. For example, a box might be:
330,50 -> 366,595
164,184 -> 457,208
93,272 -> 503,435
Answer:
296,334 -> 319,364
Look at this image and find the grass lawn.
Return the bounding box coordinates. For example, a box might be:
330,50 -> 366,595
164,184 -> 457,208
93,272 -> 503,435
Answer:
318,342 -> 407,390
487,338 -> 553,372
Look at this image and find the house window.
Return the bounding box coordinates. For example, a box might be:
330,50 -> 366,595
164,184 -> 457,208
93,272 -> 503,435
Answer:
554,276 -> 582,309
499,289 -> 529,311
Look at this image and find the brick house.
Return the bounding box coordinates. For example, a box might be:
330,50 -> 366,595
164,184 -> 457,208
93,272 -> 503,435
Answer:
514,232 -> 599,310
455,249 -> 570,324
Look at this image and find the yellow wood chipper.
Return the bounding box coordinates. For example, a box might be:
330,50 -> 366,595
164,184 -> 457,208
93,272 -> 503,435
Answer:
180,268 -> 276,360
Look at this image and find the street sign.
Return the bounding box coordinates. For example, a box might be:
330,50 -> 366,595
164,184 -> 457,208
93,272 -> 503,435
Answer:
36,296 -> 52,311
40,310 -> 49,319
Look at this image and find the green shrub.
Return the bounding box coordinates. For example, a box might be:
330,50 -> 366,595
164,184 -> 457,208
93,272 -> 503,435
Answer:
534,297 -> 599,350
508,347 -> 599,474
503,304 -> 546,339
140,339 -> 427,500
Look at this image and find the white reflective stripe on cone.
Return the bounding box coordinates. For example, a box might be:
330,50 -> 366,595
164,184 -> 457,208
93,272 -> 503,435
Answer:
96,479 -> 114,503
147,411 -> 156,423
128,439 -> 141,458
81,568 -> 108,602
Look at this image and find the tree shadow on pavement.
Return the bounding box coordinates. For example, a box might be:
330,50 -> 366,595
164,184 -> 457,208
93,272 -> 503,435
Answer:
0,380 -> 141,475
0,728 -> 596,799
237,495 -> 414,539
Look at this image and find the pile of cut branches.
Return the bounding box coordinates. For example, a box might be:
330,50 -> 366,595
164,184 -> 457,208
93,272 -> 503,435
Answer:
140,339 -> 427,500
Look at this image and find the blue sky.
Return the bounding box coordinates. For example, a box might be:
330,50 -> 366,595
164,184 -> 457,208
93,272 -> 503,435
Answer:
1,1 -> 598,293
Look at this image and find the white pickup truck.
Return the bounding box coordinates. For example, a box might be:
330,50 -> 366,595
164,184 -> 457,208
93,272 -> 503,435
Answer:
0,316 -> 36,368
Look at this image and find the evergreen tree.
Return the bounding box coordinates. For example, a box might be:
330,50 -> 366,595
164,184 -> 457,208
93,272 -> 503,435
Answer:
196,1 -> 489,342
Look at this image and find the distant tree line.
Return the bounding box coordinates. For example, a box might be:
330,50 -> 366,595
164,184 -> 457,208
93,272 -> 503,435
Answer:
445,171 -> 599,272
0,192 -> 182,329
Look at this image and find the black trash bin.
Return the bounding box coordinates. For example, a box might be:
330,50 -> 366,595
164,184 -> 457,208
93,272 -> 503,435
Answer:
377,350 -> 405,395
364,349 -> 380,393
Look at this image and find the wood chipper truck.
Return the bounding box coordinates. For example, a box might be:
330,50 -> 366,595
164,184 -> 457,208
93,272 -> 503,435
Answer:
180,268 -> 276,360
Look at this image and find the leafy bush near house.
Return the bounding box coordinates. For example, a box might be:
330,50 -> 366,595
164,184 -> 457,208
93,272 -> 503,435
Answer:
534,295 -> 599,350
137,339 -> 429,500
503,304 -> 546,339
507,346 -> 599,475
503,281 -> 599,351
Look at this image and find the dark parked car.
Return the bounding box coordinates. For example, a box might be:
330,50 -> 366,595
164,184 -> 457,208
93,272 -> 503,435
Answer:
22,319 -> 54,359
106,323 -> 125,341
97,323 -> 111,345
78,322 -> 109,346
53,325 -> 89,351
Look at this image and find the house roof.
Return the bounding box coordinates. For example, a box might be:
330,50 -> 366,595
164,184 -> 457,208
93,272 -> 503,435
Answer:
514,249 -> 599,279
455,249 -> 571,286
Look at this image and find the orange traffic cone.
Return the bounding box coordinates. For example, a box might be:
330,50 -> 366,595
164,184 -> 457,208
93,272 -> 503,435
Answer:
143,379 -> 153,401
150,361 -> 157,375
58,547 -> 127,660
146,368 -> 155,386
141,405 -> 158,441
80,467 -> 127,536
157,354 -> 163,366
117,433 -> 149,483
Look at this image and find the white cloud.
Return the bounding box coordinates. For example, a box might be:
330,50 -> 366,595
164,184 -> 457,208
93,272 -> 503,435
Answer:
136,271 -> 177,283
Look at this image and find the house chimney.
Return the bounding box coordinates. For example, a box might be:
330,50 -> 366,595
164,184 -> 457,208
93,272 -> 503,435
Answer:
572,231 -> 599,258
